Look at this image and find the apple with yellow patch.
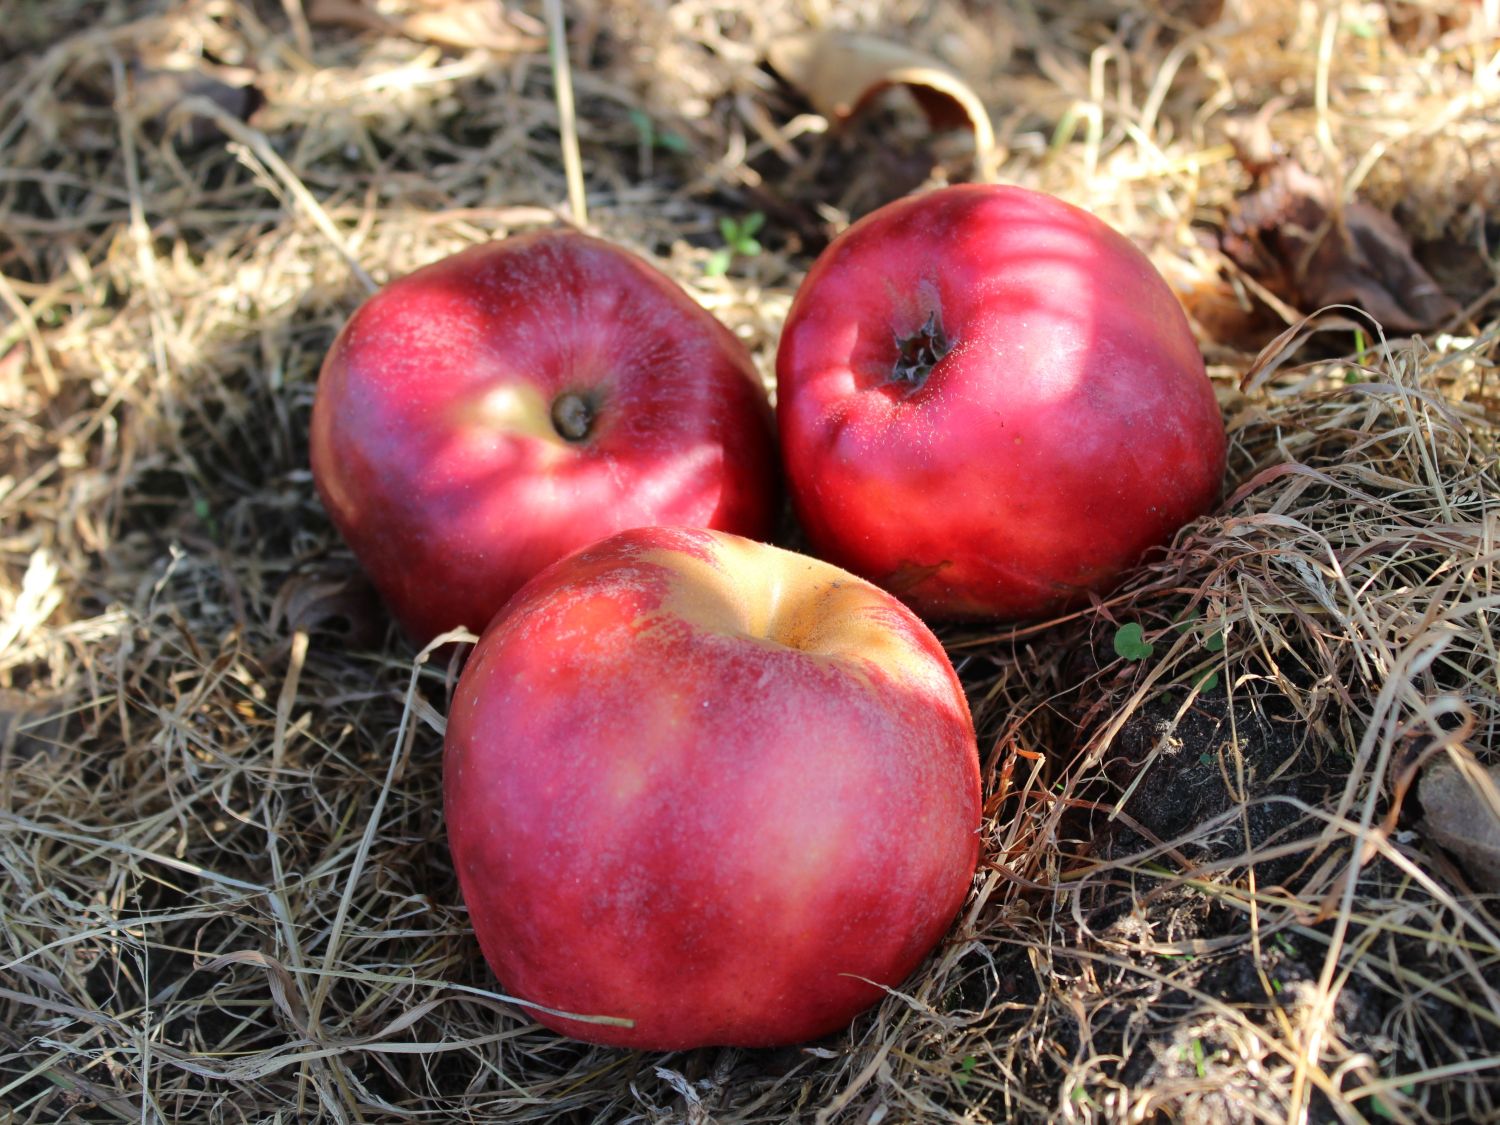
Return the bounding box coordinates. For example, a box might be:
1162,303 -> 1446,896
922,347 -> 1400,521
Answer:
310,231 -> 776,646
443,526 -> 982,1049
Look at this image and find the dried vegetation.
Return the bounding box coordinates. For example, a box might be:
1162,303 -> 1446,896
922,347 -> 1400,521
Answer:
2,0 -> 1498,1121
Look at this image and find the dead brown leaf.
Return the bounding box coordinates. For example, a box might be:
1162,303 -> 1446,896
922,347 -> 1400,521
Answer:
1163,0 -> 1226,28
270,570 -> 383,650
308,0 -> 544,54
131,63 -> 261,148
1388,1 -> 1479,48
1415,235 -> 1500,316
306,0 -> 391,38
1420,755 -> 1500,892
1221,159 -> 1460,334
1175,273 -> 1287,355
767,31 -> 996,178
0,688 -> 67,760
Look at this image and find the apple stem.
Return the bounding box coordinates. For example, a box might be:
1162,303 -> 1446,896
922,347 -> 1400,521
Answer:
551,392 -> 595,441
891,311 -> 950,391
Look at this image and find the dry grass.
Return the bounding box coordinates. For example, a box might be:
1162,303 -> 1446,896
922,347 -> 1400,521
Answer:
2,1 -> 1498,1121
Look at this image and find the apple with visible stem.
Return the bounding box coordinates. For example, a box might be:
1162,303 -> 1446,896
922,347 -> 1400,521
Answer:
776,184 -> 1226,621
310,230 -> 777,646
443,526 -> 982,1050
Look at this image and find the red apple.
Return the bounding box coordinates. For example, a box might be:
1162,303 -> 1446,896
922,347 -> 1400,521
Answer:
776,184 -> 1226,620
310,231 -> 777,645
444,526 -> 981,1049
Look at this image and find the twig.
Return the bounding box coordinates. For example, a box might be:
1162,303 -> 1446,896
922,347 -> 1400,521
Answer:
544,0 -> 588,228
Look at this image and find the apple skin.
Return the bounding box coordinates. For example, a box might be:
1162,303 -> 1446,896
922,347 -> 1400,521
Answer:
776,184 -> 1226,620
443,526 -> 981,1050
310,231 -> 777,646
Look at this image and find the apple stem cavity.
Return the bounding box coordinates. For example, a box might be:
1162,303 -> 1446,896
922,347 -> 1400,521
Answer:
550,391 -> 597,442
890,311 -> 950,392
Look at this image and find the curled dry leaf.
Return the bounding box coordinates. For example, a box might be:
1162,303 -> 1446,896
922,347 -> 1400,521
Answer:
768,31 -> 996,178
0,688 -> 68,760
308,0 -> 545,54
1164,0 -> 1227,26
1419,755 -> 1500,892
131,63 -> 261,148
270,570 -> 383,649
1221,159 -> 1460,334
1388,2 -> 1480,47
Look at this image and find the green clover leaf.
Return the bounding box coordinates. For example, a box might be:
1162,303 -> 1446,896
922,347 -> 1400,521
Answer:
1112,622 -> 1154,660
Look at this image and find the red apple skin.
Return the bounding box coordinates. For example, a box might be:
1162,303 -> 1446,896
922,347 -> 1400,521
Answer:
310,231 -> 777,646
776,184 -> 1226,620
443,526 -> 981,1050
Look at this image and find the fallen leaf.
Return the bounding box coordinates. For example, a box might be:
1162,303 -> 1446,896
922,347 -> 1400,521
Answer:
1419,755 -> 1500,891
767,31 -> 995,178
401,0 -> 544,53
271,570 -> 383,649
1221,159 -> 1460,334
1388,2 -> 1477,48
1173,271 -> 1287,354
1163,0 -> 1226,27
0,688 -> 68,760
1415,235 -> 1499,314
306,0 -> 389,37
309,0 -> 544,53
131,63 -> 261,148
